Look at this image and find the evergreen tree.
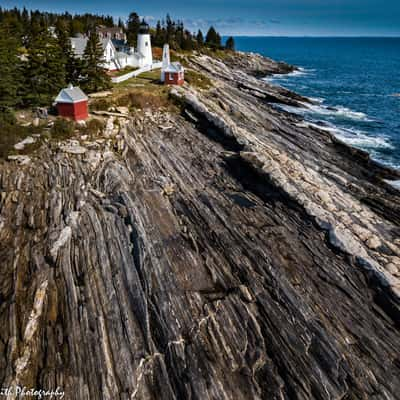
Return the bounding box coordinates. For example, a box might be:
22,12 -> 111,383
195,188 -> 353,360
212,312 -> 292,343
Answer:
205,26 -> 221,48
81,30 -> 110,93
215,32 -> 222,47
0,22 -> 22,109
21,7 -> 29,36
105,15 -> 114,27
56,20 -> 82,85
127,12 -> 140,47
153,20 -> 164,47
165,14 -> 176,44
181,30 -> 194,51
70,19 -> 84,36
196,30 -> 204,47
225,36 -> 235,51
25,25 -> 66,106
176,20 -> 184,49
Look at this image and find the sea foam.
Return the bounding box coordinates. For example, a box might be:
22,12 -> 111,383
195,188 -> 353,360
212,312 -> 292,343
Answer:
296,121 -> 393,150
299,102 -> 373,122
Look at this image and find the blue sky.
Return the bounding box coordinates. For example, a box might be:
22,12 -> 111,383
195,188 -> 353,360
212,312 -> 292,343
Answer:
2,0 -> 400,36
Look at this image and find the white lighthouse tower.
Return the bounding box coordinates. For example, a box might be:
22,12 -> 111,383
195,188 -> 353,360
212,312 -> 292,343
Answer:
161,44 -> 170,82
137,20 -> 153,67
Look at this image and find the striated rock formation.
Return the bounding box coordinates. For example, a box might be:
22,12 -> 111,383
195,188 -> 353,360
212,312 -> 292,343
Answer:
0,52 -> 399,399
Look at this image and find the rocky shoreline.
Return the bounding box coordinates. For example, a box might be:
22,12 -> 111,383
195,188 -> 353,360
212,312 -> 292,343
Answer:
0,51 -> 399,399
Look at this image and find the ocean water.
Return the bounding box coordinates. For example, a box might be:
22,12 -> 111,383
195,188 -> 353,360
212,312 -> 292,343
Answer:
233,37 -> 400,169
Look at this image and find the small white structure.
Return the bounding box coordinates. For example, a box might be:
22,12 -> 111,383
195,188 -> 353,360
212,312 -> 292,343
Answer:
160,44 -> 171,83
161,44 -> 185,85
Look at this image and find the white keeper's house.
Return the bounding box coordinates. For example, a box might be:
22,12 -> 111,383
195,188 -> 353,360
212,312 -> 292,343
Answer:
70,20 -> 153,71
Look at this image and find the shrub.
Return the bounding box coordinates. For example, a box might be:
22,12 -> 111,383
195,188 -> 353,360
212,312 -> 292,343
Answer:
115,95 -> 131,107
90,98 -> 111,111
80,118 -> 103,136
115,91 -> 169,110
184,70 -> 213,90
0,110 -> 41,158
0,109 -> 17,125
51,118 -> 75,139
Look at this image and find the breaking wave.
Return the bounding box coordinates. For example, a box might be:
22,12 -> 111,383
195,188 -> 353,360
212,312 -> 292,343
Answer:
263,59 -> 399,169
298,102 -> 374,122
264,67 -> 315,80
296,121 -> 394,150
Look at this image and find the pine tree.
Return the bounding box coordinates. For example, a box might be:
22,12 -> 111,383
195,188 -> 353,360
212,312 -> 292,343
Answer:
181,30 -> 194,51
196,30 -> 204,47
205,26 -> 221,48
176,21 -> 184,49
127,12 -> 140,47
166,14 -> 173,42
25,25 -> 66,106
153,20 -> 164,47
56,20 -> 82,85
215,32 -> 222,47
70,19 -> 84,36
225,36 -> 235,51
21,7 -> 29,37
81,30 -> 111,93
105,15 -> 114,27
0,22 -> 22,110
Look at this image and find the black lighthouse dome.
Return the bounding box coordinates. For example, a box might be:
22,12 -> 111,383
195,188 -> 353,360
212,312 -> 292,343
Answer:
139,20 -> 150,34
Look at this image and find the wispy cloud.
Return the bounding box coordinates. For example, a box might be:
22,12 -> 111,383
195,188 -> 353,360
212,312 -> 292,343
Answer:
183,17 -> 277,34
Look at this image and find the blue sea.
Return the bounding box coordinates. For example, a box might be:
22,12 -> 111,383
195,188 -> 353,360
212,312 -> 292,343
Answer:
233,37 -> 400,169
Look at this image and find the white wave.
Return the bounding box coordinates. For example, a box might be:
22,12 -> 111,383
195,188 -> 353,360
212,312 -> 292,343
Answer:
336,133 -> 393,149
300,103 -> 373,121
384,180 -> 400,190
334,106 -> 372,121
309,97 -> 325,104
264,67 -> 314,81
296,121 -> 393,150
283,101 -> 374,122
265,67 -> 373,122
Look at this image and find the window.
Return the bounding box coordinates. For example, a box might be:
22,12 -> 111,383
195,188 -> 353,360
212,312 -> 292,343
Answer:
145,42 -> 148,47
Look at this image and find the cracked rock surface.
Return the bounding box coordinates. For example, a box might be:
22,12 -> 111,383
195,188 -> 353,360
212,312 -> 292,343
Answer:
0,52 -> 399,399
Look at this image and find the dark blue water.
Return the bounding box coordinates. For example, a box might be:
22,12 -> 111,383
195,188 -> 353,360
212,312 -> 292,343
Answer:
233,37 -> 400,168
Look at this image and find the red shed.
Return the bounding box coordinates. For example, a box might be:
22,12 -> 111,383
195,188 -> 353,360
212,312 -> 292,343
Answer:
164,62 -> 184,86
55,85 -> 89,121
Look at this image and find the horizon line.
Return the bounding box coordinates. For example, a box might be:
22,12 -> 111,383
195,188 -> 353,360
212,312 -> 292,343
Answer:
222,35 -> 400,38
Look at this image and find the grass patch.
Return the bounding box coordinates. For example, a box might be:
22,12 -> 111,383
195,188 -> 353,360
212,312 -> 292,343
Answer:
0,111 -> 42,158
184,70 -> 213,90
113,69 -> 161,90
50,118 -> 75,140
115,90 -> 169,110
110,66 -> 139,77
200,48 -> 233,60
137,69 -> 161,82
90,98 -> 113,111
170,51 -> 190,67
111,69 -> 173,111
